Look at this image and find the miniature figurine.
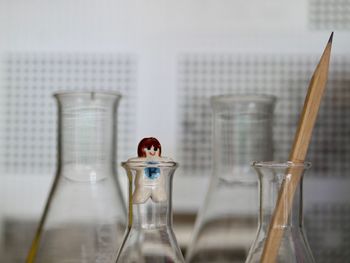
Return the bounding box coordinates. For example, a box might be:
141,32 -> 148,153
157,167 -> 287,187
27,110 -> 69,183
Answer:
132,137 -> 168,203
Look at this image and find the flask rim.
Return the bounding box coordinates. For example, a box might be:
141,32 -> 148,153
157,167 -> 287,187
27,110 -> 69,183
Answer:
53,90 -> 122,99
122,158 -> 178,168
252,161 -> 312,169
211,94 -> 276,106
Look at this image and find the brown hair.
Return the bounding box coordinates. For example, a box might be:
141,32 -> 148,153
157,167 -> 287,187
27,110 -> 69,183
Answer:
137,137 -> 162,157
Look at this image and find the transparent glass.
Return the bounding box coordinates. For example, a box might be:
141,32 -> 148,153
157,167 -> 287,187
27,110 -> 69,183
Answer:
246,162 -> 315,263
27,91 -> 127,263
186,94 -> 276,263
116,159 -> 185,263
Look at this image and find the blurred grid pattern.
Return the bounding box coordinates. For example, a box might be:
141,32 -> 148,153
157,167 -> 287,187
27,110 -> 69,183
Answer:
2,53 -> 137,174
305,203 -> 350,262
177,54 -> 350,177
309,0 -> 350,29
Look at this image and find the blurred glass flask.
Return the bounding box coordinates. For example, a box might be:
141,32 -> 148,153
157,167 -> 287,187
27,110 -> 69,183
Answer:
116,141 -> 185,263
186,95 -> 276,263
245,161 -> 315,263
26,91 -> 126,263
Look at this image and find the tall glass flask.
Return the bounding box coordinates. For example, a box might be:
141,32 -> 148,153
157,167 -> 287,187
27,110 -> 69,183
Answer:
116,137 -> 185,263
246,161 -> 315,263
27,91 -> 126,263
186,95 -> 276,263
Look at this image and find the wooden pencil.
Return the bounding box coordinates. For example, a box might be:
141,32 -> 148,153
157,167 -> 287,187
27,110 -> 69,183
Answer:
260,32 -> 333,263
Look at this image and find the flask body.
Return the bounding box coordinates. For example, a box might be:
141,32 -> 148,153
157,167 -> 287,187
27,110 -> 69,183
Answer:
27,91 -> 126,263
186,95 -> 276,263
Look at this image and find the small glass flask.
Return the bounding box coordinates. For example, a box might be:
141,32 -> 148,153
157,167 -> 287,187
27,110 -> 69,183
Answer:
27,91 -> 126,263
116,137 -> 185,263
186,95 -> 276,263
245,161 -> 315,263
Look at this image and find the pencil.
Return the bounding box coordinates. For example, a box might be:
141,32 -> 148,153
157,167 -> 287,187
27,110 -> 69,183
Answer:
260,32 -> 333,263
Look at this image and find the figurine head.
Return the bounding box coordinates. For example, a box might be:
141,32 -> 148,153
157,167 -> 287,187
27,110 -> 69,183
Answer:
137,137 -> 162,158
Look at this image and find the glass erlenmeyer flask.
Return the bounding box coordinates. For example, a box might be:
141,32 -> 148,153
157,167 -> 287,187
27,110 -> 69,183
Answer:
186,95 -> 276,263
27,91 -> 126,263
116,137 -> 185,263
246,161 -> 315,263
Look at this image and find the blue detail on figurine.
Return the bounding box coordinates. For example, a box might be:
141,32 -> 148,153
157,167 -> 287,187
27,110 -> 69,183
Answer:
145,167 -> 160,180
144,167 -> 160,179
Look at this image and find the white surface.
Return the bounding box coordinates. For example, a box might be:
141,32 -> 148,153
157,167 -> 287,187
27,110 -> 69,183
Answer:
0,0 -> 349,223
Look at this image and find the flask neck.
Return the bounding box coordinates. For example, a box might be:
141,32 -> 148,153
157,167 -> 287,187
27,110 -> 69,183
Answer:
254,163 -> 307,230
55,92 -> 120,181
123,162 -> 176,230
211,95 -> 275,179
131,198 -> 172,229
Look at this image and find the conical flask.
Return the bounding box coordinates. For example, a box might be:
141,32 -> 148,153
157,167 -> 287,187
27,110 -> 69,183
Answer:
186,95 -> 276,263
245,161 -> 315,263
27,91 -> 127,263
116,137 -> 185,263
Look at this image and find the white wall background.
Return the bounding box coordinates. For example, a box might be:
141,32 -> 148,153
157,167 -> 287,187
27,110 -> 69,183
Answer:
0,0 -> 349,261
1,0 -> 350,212
0,0 -> 349,204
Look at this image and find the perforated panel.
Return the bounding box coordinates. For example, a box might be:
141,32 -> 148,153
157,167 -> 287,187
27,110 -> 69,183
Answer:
177,54 -> 350,177
309,0 -> 350,30
2,53 -> 137,174
305,204 -> 350,262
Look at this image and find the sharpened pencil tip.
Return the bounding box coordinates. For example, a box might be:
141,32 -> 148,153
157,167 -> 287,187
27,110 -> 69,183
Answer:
328,32 -> 334,44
